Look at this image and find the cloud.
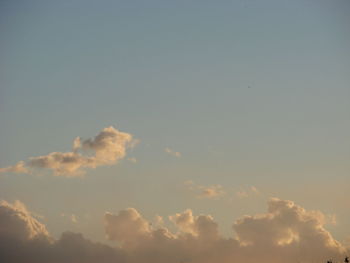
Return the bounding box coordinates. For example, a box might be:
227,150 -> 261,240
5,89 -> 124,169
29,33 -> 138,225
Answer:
236,186 -> 260,199
127,157 -> 137,163
0,161 -> 29,174
103,199 -> 348,263
0,198 -> 348,263
233,198 -> 347,262
0,200 -> 49,241
71,214 -> 78,223
0,200 -> 126,263
153,215 -> 164,227
185,181 -> 225,199
104,208 -> 152,246
165,147 -> 181,158
0,126 -> 135,177
198,185 -> 225,199
168,209 -> 219,241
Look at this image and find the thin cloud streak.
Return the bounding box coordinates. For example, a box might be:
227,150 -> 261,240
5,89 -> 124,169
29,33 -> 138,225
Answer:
185,180 -> 225,200
165,147 -> 181,158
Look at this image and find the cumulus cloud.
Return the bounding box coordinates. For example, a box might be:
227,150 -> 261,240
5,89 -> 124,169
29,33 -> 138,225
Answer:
0,161 -> 29,174
1,198 -> 348,263
169,209 -> 219,242
104,199 -> 348,263
0,200 -> 49,241
185,180 -> 225,199
153,215 -> 164,227
233,198 -> 347,262
104,208 -> 152,246
0,126 -> 135,177
0,200 -> 126,263
165,147 -> 181,158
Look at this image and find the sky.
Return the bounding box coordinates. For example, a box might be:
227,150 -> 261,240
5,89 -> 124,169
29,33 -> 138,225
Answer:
0,0 -> 349,262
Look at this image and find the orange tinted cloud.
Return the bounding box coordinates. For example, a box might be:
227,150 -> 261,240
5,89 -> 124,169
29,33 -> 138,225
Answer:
0,126 -> 135,177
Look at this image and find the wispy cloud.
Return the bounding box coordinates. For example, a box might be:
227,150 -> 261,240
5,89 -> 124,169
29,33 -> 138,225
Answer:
127,157 -> 137,163
236,186 -> 260,199
61,213 -> 79,223
0,126 -> 136,177
164,147 -> 181,158
185,180 -> 225,200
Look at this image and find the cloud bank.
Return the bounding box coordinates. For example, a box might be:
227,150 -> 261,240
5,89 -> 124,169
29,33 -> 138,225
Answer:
0,126 -> 135,176
0,198 -> 348,263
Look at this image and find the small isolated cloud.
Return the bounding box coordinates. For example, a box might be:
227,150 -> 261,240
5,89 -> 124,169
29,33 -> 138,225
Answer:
165,147 -> 181,158
127,157 -> 137,163
0,126 -> 136,177
71,214 -> 78,223
185,181 -> 225,200
327,214 -> 337,226
236,186 -> 260,199
198,185 -> 225,199
61,213 -> 78,223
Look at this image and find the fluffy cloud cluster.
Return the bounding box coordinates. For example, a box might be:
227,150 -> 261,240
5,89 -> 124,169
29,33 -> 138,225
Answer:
0,200 -> 126,263
233,198 -> 346,262
0,200 -> 49,241
103,199 -> 347,263
0,199 -> 348,263
0,126 -> 135,176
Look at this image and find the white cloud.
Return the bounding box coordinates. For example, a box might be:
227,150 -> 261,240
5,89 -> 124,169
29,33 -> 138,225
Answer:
104,198 -> 348,263
233,198 -> 346,262
0,126 -> 135,177
0,161 -> 29,174
169,209 -> 219,241
71,214 -> 78,223
104,208 -> 152,246
0,200 -> 49,241
185,181 -> 225,200
198,185 -> 225,199
236,186 -> 260,199
0,200 -> 125,263
154,215 -> 164,227
0,198 -> 348,263
165,147 -> 181,158
127,157 -> 137,163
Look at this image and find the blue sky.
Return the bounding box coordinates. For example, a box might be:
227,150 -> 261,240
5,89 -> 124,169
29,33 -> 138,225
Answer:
0,0 -> 349,247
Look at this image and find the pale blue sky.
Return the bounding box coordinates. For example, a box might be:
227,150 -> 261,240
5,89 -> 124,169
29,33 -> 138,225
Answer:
0,0 -> 349,243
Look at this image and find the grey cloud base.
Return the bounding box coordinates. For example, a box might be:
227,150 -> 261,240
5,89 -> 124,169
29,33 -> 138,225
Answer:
0,199 -> 348,263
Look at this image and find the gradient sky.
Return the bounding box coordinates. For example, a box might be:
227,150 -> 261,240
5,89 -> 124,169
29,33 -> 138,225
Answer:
0,0 -> 349,252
